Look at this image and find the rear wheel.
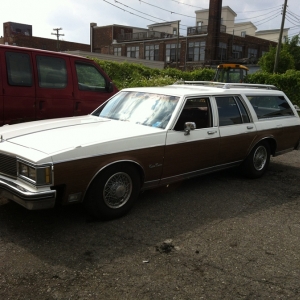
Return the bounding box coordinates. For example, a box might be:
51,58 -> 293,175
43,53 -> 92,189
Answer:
84,164 -> 141,220
242,141 -> 270,179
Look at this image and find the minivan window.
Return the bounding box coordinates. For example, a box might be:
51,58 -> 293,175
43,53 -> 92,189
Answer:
246,95 -> 294,119
37,55 -> 67,89
75,63 -> 106,91
6,52 -> 33,86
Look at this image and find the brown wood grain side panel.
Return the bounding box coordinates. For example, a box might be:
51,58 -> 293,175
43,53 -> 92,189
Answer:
162,138 -> 220,178
217,132 -> 257,165
53,146 -> 164,204
251,125 -> 300,153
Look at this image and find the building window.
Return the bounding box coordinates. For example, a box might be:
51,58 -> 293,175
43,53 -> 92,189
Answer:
197,21 -> 202,28
248,48 -> 257,58
241,31 -> 246,37
145,44 -> 159,61
166,43 -> 181,62
114,47 -> 121,56
173,28 -> 177,35
218,42 -> 227,61
188,41 -> 206,61
232,45 -> 243,59
127,46 -> 139,58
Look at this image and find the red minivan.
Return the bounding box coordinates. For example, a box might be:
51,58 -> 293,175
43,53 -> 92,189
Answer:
0,45 -> 118,125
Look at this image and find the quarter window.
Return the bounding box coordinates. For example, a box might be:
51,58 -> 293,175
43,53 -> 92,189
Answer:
37,56 -> 67,89
246,95 -> 294,119
6,52 -> 33,86
216,96 -> 250,126
75,63 -> 106,91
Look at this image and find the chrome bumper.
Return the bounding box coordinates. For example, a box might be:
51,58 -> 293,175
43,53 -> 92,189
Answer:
0,178 -> 56,210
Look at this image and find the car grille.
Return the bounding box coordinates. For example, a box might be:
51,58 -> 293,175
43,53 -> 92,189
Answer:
0,153 -> 17,178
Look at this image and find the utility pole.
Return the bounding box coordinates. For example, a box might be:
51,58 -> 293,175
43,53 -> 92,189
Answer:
51,28 -> 64,51
273,0 -> 288,73
176,20 -> 180,68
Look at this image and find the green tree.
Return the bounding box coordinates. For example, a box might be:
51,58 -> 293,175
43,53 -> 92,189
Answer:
258,45 -> 294,73
284,35 -> 300,70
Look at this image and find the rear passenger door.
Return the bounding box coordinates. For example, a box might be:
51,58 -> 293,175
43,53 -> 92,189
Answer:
215,95 -> 256,165
33,54 -> 74,120
1,50 -> 36,125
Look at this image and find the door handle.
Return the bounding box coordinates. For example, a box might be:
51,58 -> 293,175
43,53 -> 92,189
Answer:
207,130 -> 217,135
247,125 -> 254,129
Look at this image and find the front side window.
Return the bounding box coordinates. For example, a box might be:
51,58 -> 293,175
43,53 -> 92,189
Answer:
93,91 -> 179,129
6,52 -> 33,86
75,63 -> 106,91
216,96 -> 250,126
246,95 -> 294,119
37,55 -> 67,89
188,41 -> 206,62
174,97 -> 211,131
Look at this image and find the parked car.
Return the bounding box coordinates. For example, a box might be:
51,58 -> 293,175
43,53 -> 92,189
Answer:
0,45 -> 118,126
0,83 -> 299,219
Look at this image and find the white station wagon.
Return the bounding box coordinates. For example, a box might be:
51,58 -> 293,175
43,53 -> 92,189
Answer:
0,82 -> 299,219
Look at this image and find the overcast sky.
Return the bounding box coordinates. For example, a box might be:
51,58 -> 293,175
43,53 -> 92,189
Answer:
1,0 -> 299,44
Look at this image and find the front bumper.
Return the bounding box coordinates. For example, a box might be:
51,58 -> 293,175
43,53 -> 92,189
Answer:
0,178 -> 56,210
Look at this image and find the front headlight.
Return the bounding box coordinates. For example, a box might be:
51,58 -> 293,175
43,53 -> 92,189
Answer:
18,162 -> 52,186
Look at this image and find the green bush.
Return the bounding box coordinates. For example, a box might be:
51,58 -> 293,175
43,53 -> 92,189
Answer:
91,58 -> 214,89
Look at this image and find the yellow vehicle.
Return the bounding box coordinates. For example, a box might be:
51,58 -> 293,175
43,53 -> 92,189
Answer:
214,63 -> 249,83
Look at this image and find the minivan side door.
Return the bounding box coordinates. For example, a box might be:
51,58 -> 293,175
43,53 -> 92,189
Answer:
1,49 -> 36,125
71,59 -> 118,115
33,53 -> 74,120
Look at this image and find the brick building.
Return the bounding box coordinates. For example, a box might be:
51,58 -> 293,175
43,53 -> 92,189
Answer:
91,0 -> 277,69
3,22 -> 90,52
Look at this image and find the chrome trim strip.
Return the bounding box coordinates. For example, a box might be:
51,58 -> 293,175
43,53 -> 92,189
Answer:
0,178 -> 56,210
142,179 -> 160,189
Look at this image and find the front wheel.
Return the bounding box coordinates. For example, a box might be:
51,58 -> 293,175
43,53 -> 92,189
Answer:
242,141 -> 270,179
84,164 -> 141,220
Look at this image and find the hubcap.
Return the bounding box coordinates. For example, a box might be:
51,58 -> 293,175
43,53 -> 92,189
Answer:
253,146 -> 267,171
103,172 -> 132,209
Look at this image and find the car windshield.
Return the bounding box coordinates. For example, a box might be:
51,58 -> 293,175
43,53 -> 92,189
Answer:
92,91 -> 180,129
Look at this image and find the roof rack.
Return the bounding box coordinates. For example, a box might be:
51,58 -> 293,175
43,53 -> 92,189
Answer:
173,80 -> 279,90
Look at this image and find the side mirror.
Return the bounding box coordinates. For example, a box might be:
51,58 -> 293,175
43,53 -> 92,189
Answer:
106,82 -> 114,93
184,122 -> 196,135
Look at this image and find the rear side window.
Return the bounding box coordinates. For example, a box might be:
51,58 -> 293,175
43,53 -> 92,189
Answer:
75,63 -> 106,91
246,95 -> 294,119
6,52 -> 33,86
216,96 -> 250,126
37,55 -> 67,88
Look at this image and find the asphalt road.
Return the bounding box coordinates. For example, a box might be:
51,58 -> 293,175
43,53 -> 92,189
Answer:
0,150 -> 300,300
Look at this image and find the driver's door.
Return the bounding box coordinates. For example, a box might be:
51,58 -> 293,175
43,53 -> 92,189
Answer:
161,97 -> 220,184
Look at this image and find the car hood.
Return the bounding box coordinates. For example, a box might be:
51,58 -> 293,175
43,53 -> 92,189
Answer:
0,115 -> 166,162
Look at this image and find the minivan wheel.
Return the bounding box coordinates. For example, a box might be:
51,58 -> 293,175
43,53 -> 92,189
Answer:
242,141 -> 270,179
84,164 -> 141,220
